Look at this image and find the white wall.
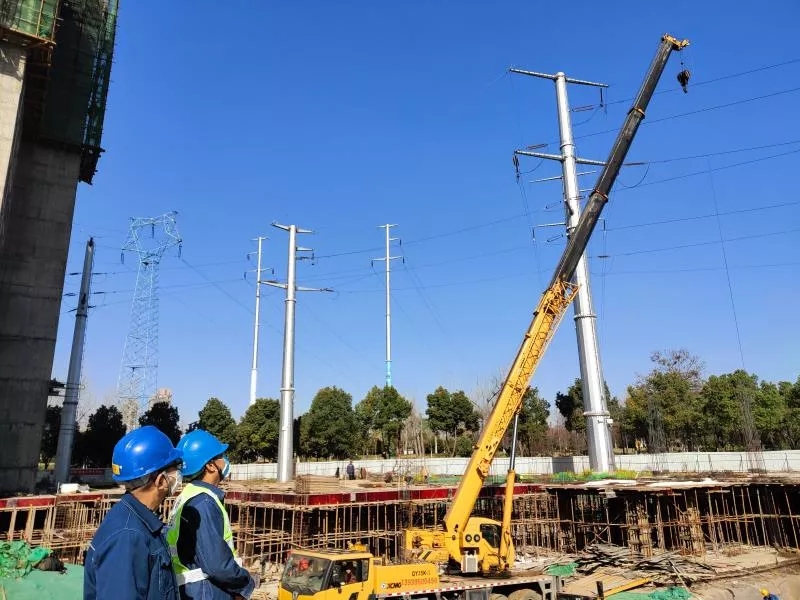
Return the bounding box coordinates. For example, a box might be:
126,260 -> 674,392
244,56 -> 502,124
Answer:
228,450 -> 800,481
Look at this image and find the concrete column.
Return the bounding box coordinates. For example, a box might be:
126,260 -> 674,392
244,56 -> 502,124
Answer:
0,42 -> 27,246
0,141 -> 81,495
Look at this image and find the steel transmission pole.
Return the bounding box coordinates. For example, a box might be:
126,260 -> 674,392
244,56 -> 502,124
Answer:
373,224 -> 402,387
248,236 -> 272,406
54,237 -> 95,489
268,223 -> 332,483
510,68 -> 616,472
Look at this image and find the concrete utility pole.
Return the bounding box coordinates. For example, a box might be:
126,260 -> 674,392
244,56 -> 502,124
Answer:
247,236 -> 272,406
267,223 -> 332,483
372,224 -> 402,387
510,68 -> 616,473
54,237 -> 95,490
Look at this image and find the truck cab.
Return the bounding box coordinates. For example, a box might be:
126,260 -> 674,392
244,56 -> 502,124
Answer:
279,550 -> 375,600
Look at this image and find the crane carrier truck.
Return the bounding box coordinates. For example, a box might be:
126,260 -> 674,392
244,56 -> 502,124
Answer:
278,32 -> 690,600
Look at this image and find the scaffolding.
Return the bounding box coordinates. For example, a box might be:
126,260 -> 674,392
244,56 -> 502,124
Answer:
1,0 -> 118,183
0,0 -> 59,42
2,482 -> 800,568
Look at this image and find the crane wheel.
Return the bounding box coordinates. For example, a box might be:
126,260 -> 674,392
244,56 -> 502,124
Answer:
508,588 -> 542,600
490,594 -> 508,600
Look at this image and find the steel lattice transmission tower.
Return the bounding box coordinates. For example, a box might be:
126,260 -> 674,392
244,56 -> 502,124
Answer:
117,212 -> 182,431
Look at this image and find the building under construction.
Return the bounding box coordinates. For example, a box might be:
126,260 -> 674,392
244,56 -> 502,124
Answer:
3,475 -> 799,579
0,0 -> 118,495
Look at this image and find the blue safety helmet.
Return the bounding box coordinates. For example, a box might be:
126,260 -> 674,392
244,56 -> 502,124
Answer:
111,426 -> 182,482
177,429 -> 229,478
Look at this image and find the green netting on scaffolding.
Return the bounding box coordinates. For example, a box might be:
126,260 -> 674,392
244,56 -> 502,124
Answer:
0,0 -> 58,40
0,564 -> 83,599
545,562 -> 577,576
0,541 -> 51,579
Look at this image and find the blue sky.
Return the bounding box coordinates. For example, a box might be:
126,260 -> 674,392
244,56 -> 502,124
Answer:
55,1 -> 800,427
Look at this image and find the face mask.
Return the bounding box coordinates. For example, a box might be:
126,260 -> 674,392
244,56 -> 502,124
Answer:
221,457 -> 231,481
165,471 -> 182,495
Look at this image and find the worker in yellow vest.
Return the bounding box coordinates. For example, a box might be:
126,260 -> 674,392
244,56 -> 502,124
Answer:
166,429 -> 258,599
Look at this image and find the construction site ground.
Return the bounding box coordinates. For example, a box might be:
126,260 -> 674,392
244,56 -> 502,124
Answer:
3,471 -> 800,598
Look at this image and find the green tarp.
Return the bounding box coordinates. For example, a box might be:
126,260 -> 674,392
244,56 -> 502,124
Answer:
612,587 -> 692,600
546,562 -> 577,576
0,542 -> 51,579
0,564 -> 83,599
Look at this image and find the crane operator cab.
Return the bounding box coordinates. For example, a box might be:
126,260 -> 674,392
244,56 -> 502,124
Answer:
459,517 -> 515,574
279,551 -> 372,600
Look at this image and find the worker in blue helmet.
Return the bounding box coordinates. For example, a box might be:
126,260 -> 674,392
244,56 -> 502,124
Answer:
166,429 -> 258,599
84,425 -> 183,600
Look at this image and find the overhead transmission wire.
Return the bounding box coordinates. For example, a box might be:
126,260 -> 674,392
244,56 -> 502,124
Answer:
602,57 -> 800,107
309,138 -> 800,268
571,85 -> 800,143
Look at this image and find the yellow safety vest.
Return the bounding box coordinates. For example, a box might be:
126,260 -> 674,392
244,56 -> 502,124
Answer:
165,482 -> 241,586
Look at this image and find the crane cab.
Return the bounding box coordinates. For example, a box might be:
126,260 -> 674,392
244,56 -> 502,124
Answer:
460,517 -> 514,574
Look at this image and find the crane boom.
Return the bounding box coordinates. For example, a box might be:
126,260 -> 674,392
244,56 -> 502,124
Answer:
404,33 -> 689,575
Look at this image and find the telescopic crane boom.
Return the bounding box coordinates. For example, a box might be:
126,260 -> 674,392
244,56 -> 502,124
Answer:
404,33 -> 690,576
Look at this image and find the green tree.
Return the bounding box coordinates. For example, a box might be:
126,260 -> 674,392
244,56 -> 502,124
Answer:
300,387 -> 359,459
454,435 -> 475,457
354,387 -> 381,455
779,377 -> 800,448
698,371 -> 749,449
75,405 -> 126,467
425,386 -> 480,455
555,379 -> 613,434
197,397 -> 237,447
235,398 -> 280,462
359,386 -> 412,456
754,380 -> 787,450
622,349 -> 704,452
139,401 -> 182,445
516,387 -> 549,455
40,405 -> 62,467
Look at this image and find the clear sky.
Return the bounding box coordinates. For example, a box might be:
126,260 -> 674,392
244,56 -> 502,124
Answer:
54,1 -> 800,427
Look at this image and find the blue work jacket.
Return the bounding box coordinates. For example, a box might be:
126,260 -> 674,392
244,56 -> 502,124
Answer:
175,481 -> 255,599
84,493 -> 179,600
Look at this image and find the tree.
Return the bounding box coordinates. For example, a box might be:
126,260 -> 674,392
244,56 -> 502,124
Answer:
75,405 -> 126,467
555,379 -> 613,434
622,349 -> 704,452
197,397 -> 237,448
41,405 -> 62,467
425,386 -> 480,455
300,387 -> 359,459
516,387 -> 549,455
354,387 -> 382,455
139,401 -> 182,445
358,386 -> 412,456
234,398 -> 280,462
554,379 -> 586,433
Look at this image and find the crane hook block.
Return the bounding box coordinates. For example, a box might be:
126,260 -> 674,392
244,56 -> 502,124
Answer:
677,69 -> 691,93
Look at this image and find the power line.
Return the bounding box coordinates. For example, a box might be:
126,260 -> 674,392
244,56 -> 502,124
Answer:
596,226 -> 800,258
615,148 -> 800,191
181,257 -> 254,314
603,57 -> 800,107
606,200 -> 800,231
646,138 -> 800,164
573,86 -> 800,142
591,261 -> 800,276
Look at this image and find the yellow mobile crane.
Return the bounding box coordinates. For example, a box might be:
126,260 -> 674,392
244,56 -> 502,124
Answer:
278,33 -> 689,600
405,33 -> 690,577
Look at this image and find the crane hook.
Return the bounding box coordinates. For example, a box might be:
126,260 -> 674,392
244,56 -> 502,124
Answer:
677,69 -> 691,93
